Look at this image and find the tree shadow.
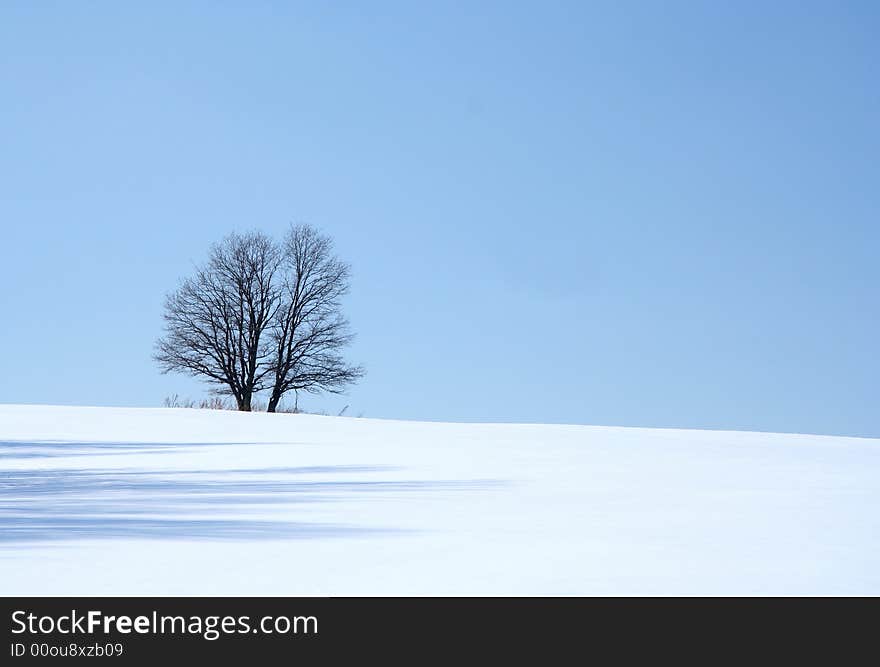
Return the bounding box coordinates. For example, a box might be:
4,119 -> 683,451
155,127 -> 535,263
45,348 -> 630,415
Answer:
0,441 -> 504,544
0,516 -> 396,541
0,440 -> 286,460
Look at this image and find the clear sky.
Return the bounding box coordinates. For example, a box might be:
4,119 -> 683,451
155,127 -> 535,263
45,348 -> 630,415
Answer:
1,1 -> 877,436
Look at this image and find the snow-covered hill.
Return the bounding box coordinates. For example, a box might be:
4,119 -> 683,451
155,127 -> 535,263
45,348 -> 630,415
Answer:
1,404 -> 877,595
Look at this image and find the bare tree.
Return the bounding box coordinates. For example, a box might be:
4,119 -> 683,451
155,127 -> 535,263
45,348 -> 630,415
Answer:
154,231 -> 281,411
266,225 -> 364,413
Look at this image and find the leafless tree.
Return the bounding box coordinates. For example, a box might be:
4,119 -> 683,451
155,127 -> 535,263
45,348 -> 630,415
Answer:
266,225 -> 364,413
154,231 -> 281,411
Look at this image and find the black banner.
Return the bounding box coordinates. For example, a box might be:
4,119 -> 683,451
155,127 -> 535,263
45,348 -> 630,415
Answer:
1,597 -> 873,663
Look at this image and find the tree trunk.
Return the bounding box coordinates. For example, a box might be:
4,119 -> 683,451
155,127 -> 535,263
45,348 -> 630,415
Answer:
238,394 -> 252,412
267,393 -> 280,413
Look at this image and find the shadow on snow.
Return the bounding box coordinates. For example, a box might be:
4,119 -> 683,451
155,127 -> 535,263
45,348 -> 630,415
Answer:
0,441 -> 503,544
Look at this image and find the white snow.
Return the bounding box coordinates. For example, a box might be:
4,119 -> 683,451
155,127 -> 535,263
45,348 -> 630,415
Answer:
1,404 -> 878,595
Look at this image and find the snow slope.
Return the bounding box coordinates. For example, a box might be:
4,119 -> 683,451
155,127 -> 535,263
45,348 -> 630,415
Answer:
1,404 -> 878,595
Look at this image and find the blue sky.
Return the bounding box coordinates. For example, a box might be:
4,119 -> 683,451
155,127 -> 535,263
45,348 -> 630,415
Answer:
1,2 -> 877,436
